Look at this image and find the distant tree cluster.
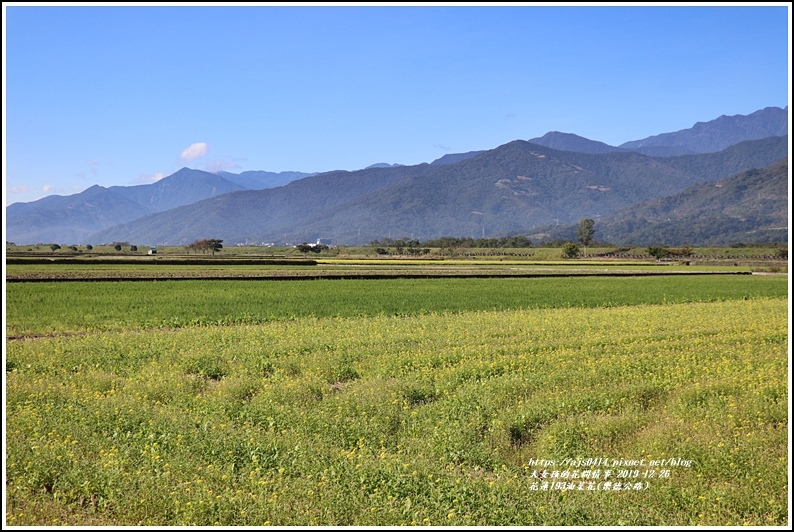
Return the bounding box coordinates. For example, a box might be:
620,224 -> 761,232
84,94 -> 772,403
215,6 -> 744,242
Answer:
646,245 -> 694,260
294,243 -> 329,253
368,235 -> 533,250
186,239 -> 224,255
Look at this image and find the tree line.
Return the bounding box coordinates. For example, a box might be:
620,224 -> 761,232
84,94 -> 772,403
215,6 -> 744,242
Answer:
368,235 -> 534,250
185,239 -> 224,255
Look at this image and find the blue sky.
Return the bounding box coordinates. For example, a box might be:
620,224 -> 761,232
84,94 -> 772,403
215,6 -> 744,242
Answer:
3,3 -> 791,206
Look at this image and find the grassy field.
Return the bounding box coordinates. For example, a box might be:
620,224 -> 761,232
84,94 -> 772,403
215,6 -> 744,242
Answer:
5,275 -> 786,337
4,269 -> 789,526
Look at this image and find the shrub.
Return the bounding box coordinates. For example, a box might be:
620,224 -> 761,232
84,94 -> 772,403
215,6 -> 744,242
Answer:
561,242 -> 579,258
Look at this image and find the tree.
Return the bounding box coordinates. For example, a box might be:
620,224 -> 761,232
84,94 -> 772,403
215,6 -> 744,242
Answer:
577,218 -> 595,255
206,239 -> 223,255
185,240 -> 202,254
114,244 -> 123,252
295,243 -> 327,253
186,239 -> 223,255
130,245 -> 138,252
561,242 -> 580,258
646,246 -> 671,260
50,244 -> 61,252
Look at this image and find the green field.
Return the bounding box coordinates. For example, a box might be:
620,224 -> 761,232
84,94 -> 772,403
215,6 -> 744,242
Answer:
5,275 -> 786,337
4,270 -> 789,526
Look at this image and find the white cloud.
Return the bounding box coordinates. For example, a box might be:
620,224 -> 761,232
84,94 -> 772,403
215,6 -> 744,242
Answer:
9,185 -> 32,194
42,184 -> 55,194
181,142 -> 208,161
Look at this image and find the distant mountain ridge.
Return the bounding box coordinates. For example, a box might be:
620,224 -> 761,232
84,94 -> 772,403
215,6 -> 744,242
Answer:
526,131 -> 627,154
365,163 -> 405,169
217,170 -> 315,190
6,105 -> 788,246
619,106 -> 788,154
6,168 -> 247,244
6,168 -> 312,245
430,151 -> 486,166
85,135 -> 788,247
526,106 -> 788,156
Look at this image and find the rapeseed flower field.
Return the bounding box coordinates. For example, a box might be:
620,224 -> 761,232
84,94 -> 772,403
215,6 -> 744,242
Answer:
5,287 -> 787,526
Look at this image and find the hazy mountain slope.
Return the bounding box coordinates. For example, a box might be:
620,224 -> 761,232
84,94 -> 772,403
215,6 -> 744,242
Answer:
87,164 -> 435,245
619,106 -> 788,154
654,135 -> 789,181
6,185 -> 153,245
6,167 -> 247,244
86,136 -> 788,246
599,158 -> 789,246
621,146 -> 698,157
217,170 -> 314,189
108,168 -> 247,211
269,139 -> 786,244
529,158 -> 788,247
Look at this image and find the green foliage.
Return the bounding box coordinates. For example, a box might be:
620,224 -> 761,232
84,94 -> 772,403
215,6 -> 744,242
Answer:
577,218 -> 595,248
183,355 -> 228,381
207,239 -> 223,254
647,246 -> 671,260
561,242 -> 580,258
295,243 -> 329,253
50,244 -> 61,252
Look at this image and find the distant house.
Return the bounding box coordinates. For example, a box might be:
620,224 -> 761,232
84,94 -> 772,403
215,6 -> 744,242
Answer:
148,247 -> 157,255
316,238 -> 332,246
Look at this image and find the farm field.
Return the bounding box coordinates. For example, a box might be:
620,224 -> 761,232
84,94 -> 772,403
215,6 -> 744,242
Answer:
4,259 -> 767,282
3,268 -> 789,526
5,275 -> 786,337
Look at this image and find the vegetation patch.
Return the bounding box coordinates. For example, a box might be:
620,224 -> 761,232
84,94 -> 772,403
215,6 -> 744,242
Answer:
5,296 -> 787,526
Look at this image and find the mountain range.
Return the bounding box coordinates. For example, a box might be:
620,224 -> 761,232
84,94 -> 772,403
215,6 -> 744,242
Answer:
5,106 -> 789,247
528,157 -> 789,247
